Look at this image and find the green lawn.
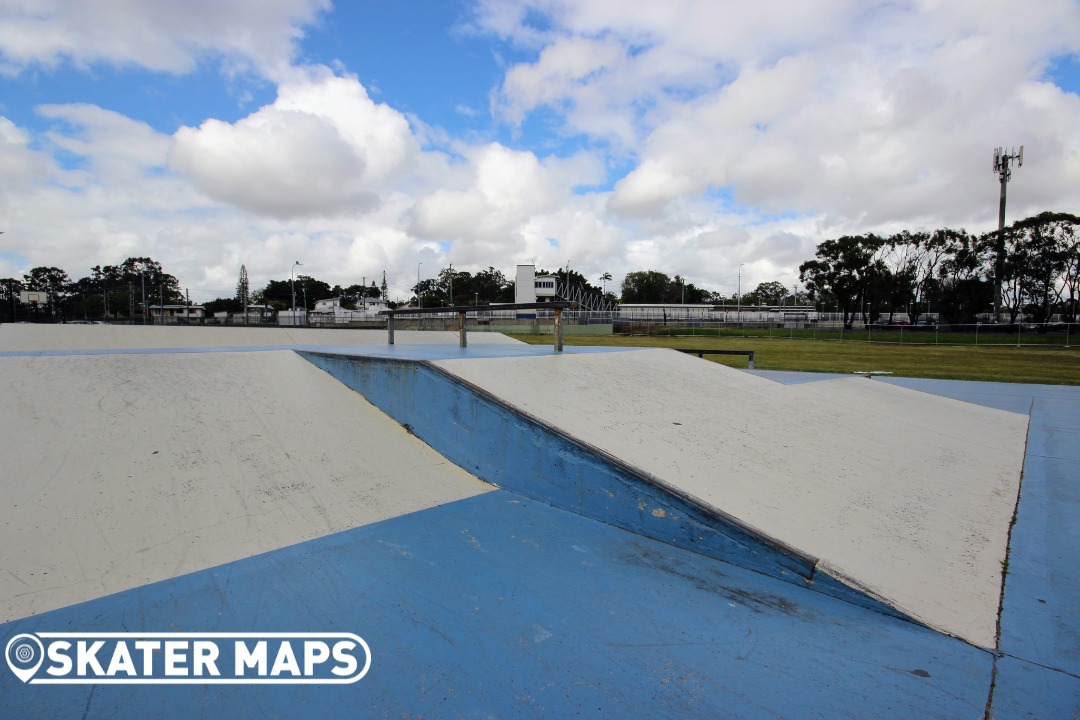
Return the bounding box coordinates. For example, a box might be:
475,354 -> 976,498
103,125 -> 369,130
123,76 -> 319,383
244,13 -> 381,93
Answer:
508,333 -> 1080,385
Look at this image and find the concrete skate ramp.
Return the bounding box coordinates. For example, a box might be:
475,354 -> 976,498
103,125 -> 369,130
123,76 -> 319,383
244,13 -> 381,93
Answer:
0,323 -> 521,352
0,349 -> 491,623
432,349 -> 1029,648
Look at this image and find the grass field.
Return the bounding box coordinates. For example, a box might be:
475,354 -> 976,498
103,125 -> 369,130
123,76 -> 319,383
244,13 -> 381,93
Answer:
508,333 -> 1080,385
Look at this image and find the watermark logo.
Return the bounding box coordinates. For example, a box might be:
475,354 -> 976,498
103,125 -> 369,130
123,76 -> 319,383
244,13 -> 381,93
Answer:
5,633 -> 370,685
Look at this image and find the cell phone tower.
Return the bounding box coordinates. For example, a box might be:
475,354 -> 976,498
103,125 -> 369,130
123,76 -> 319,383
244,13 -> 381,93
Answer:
992,145 -> 1023,321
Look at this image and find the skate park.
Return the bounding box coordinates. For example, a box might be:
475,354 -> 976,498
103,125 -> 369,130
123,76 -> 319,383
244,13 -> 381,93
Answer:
1,323 -> 1077,718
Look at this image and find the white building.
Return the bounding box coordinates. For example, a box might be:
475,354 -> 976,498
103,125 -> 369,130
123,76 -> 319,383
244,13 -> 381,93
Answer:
514,265 -> 559,304
149,304 -> 205,322
309,296 -> 389,324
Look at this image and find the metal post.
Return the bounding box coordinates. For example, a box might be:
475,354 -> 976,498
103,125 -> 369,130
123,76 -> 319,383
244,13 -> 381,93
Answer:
554,307 -> 564,352
994,164 -> 1007,323
387,314 -> 395,345
458,310 -> 467,348
737,264 -> 743,325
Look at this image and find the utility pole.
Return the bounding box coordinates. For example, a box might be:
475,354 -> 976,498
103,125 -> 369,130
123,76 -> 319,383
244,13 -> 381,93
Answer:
290,260 -> 302,315
992,145 -> 1023,322
737,264 -> 744,324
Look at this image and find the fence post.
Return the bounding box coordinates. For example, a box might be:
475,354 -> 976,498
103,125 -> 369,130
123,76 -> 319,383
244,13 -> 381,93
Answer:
459,310 -> 467,348
387,314 -> 395,345
554,307 -> 564,352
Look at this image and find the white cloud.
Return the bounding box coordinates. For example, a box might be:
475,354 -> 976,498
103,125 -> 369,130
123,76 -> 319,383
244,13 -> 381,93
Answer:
0,116 -> 50,188
0,0 -> 329,76
4,1 -> 1080,303
169,72 -> 418,218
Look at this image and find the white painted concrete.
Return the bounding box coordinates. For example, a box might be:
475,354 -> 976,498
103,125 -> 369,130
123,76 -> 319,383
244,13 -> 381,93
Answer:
434,349 -> 1028,648
0,324 -> 522,351
0,349 -> 491,622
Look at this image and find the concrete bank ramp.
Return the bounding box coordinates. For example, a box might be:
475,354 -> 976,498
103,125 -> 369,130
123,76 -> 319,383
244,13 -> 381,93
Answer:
0,349 -> 492,623
428,349 -> 1028,648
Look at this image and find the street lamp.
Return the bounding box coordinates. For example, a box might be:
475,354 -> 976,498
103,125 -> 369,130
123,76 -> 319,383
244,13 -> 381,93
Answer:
291,261 -> 302,313
736,263 -> 744,324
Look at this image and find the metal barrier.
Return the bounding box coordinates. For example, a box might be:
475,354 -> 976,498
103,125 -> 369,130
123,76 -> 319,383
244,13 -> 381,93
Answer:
676,348 -> 755,369
380,302 -> 576,351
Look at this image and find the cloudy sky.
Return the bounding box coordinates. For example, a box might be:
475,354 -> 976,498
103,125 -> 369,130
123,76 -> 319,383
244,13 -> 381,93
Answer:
1,0 -> 1078,301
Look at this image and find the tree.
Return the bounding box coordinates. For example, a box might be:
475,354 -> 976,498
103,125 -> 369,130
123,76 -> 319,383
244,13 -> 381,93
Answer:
880,231 -> 935,322
1010,212 -> 1080,324
236,265 -> 249,306
380,271 -> 389,301
203,297 -> 243,315
926,229 -> 992,324
799,235 -> 884,328
471,267 -> 513,303
748,281 -> 787,306
621,271 -> 672,303
1,278 -> 24,322
22,267 -> 72,321
599,272 -> 613,296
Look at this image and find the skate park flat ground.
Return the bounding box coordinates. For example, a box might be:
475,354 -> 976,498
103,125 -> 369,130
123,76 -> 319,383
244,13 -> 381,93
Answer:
1,325 -> 1077,718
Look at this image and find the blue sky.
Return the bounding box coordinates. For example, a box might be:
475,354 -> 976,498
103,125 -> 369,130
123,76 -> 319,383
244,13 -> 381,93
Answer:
1,0 -> 1078,301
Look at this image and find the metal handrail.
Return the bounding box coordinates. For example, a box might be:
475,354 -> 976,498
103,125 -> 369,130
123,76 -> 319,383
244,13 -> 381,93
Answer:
380,302 -> 577,351
675,348 -> 755,369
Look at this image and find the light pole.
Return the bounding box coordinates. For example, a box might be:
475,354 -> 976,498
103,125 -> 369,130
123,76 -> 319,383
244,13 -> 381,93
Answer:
992,145 -> 1023,322
417,262 -> 422,308
290,261 -> 301,313
736,263 -> 744,324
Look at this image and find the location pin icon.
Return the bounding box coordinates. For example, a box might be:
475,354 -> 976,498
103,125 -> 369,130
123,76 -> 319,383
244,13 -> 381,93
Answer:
6,634 -> 44,683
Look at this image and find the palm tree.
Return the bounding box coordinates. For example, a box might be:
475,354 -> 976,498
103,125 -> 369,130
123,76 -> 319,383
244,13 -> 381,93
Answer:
599,272 -> 612,296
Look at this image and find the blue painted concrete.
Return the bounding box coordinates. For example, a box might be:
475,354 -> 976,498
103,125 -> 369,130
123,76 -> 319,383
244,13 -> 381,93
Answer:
299,352 -> 914,623
988,656 -> 1080,719
757,370 -> 1080,718
0,491 -> 994,719
299,354 -> 812,580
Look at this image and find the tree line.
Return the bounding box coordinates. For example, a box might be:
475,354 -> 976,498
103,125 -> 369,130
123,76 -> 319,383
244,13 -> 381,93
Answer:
5,210 -> 1075,324
798,211 -> 1079,328
1,258 -> 184,322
